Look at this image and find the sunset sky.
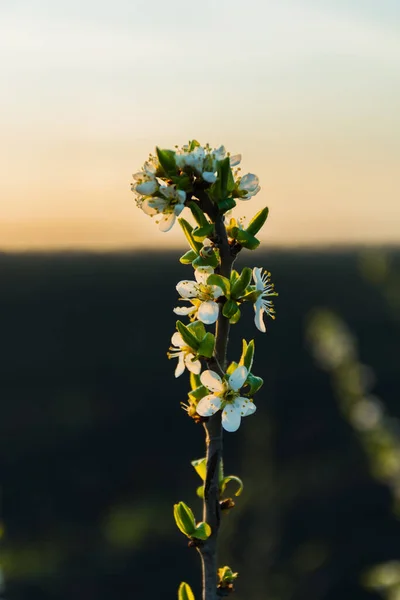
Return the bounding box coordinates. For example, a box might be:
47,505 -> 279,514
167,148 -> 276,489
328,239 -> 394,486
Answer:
1,0 -> 399,250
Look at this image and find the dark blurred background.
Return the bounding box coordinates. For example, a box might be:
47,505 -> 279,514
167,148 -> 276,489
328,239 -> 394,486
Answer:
1,248 -> 400,600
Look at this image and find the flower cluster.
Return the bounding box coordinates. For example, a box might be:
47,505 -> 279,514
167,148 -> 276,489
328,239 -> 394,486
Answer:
131,141 -> 261,232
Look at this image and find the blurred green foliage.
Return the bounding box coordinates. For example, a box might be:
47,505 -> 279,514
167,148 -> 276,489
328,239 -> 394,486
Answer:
1,249 -> 400,600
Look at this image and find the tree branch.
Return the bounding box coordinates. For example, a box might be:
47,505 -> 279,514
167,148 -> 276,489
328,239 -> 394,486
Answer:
198,212 -> 237,600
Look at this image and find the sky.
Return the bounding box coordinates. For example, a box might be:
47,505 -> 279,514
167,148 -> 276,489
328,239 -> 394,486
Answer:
1,0 -> 399,250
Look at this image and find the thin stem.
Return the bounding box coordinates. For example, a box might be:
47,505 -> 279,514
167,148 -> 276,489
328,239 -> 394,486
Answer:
198,212 -> 237,600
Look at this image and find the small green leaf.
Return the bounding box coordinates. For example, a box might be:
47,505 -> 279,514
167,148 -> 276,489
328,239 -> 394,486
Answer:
192,521 -> 212,540
176,321 -> 200,351
188,201 -> 209,228
222,299 -> 239,319
156,147 -> 177,176
173,502 -> 196,537
191,457 -> 207,481
192,223 -> 214,242
180,249 -> 198,264
192,253 -> 219,269
196,485 -> 204,499
186,320 -> 206,340
178,582 -> 195,600
245,373 -> 264,395
218,157 -> 231,197
218,197 -> 236,214
207,274 -> 230,297
226,361 -> 238,375
230,228 -> 260,250
188,385 -> 208,402
246,206 -> 269,236
198,332 -> 215,358
190,372 -> 201,390
178,218 -> 202,253
239,339 -> 255,372
220,475 -> 244,497
229,307 -> 241,324
231,267 -> 252,299
189,139 -> 200,151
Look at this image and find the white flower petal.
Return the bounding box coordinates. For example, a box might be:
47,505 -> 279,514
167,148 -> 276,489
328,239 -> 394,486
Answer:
175,353 -> 186,378
196,394 -> 222,417
241,399 -> 257,416
136,179 -> 158,195
143,161 -> 157,175
228,366 -> 248,391
159,212 -> 176,232
198,300 -> 219,325
252,267 -> 264,291
171,332 -> 185,348
239,173 -> 259,193
203,171 -> 217,183
211,285 -> 224,299
185,353 -> 202,374
194,266 -> 214,284
229,154 -> 241,167
176,280 -> 198,298
174,202 -> 185,216
173,305 -> 197,316
200,370 -> 224,393
222,405 -> 241,432
254,299 -> 266,333
141,199 -> 158,216
159,186 -> 175,199
176,189 -> 186,203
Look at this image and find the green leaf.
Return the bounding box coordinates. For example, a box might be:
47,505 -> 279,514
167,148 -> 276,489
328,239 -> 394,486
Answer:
245,373 -> 264,395
189,139 -> 200,151
231,267 -> 252,299
178,218 -> 202,253
156,147 -> 177,176
246,206 -> 269,236
230,227 -> 260,250
207,274 -> 230,297
178,582 -> 195,600
170,174 -> 192,191
222,299 -> 239,319
188,201 -> 209,228
239,339 -> 255,371
220,475 -> 244,497
196,485 -> 204,499
190,372 -> 201,390
229,307 -> 241,324
186,320 -> 206,340
192,521 -> 212,540
180,249 -> 198,264
198,332 -> 215,358
192,251 -> 219,269
230,269 -> 239,286
218,197 -> 236,214
173,502 -> 196,537
192,223 -> 214,242
226,361 -> 238,376
176,321 -> 200,351
188,385 -> 208,402
191,457 -> 207,481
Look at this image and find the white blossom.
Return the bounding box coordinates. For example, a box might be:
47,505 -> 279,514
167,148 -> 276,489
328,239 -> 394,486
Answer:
196,366 -> 256,432
167,332 -> 201,378
173,267 -> 223,325
252,267 -> 277,333
140,185 -> 186,232
237,173 -> 260,200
